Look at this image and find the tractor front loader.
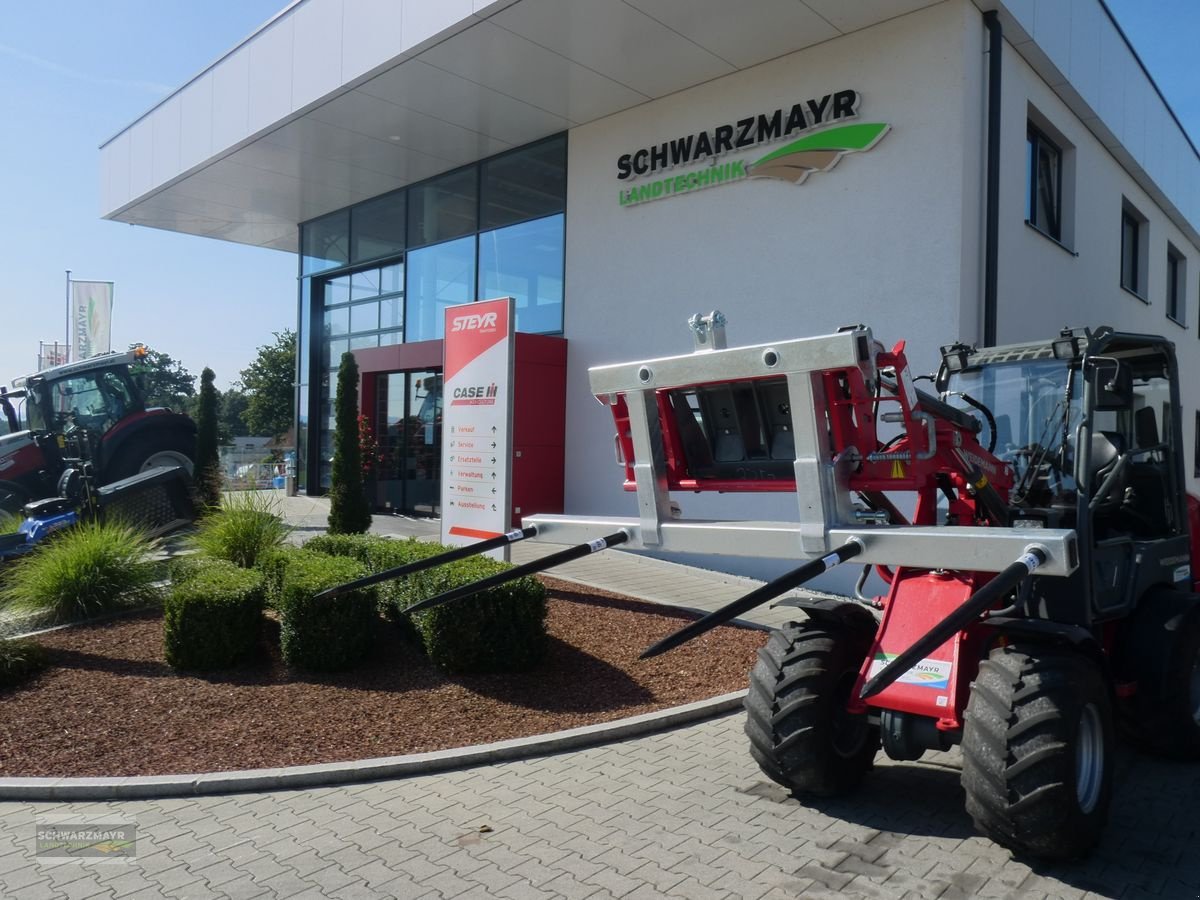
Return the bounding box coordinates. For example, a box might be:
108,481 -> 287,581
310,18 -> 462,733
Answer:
519,315 -> 1200,859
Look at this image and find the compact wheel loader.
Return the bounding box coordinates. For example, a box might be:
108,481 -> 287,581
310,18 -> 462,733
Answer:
320,314 -> 1200,859
531,316 -> 1200,859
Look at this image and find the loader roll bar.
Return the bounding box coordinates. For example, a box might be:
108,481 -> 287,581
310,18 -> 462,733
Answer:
312,527 -> 539,602
639,537 -> 866,659
403,530 -> 630,615
859,545 -> 1047,700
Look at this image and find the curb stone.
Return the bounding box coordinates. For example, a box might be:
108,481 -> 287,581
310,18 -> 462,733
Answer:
0,690 -> 747,801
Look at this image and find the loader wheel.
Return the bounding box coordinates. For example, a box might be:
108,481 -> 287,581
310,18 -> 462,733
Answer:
961,644 -> 1113,860
743,620 -> 878,797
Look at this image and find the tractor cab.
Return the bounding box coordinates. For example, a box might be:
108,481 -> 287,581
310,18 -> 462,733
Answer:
938,327 -> 1194,621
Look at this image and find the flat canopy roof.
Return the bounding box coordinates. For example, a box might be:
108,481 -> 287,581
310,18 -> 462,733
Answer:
101,0 -> 1200,252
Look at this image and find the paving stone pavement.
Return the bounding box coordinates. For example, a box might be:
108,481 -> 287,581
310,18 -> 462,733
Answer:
3,710 -> 1199,899
5,495 -> 1197,897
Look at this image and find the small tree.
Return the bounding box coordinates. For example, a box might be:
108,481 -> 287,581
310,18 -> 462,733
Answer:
328,352 -> 371,534
241,330 -> 296,440
195,368 -> 222,509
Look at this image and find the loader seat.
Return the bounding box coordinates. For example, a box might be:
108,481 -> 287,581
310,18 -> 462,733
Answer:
1088,431 -> 1128,523
1126,407 -> 1172,536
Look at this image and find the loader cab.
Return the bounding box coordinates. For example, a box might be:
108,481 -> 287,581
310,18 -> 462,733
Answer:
939,328 -> 1190,624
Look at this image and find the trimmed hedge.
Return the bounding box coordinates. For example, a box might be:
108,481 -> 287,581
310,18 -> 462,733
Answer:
0,638 -> 47,690
163,559 -> 265,671
298,533 -> 548,673
276,553 -> 378,672
257,545 -> 326,610
395,553 -> 548,675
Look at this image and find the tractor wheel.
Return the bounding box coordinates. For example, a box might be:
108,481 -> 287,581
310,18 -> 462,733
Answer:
744,620 -> 878,797
104,434 -> 195,484
961,644 -> 1113,860
1126,602 -> 1200,760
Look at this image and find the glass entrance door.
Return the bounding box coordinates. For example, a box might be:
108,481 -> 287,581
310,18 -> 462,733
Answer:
375,370 -> 443,515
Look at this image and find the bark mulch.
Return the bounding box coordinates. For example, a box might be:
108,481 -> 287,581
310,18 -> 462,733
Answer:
0,577 -> 766,777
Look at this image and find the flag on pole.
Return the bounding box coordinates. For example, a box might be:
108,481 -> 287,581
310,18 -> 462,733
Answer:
70,280 -> 114,361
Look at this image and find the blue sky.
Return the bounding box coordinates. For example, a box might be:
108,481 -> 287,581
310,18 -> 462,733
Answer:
0,1 -> 1195,390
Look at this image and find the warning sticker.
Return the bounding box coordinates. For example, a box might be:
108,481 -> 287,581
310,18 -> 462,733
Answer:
867,653 -> 951,690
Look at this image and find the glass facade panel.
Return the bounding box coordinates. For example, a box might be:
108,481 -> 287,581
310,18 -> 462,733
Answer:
380,297 -> 404,330
323,307 -> 349,337
381,263 -> 403,293
350,269 -> 380,300
374,371 -> 442,515
302,211 -> 349,275
408,168 -> 477,248
479,214 -> 564,334
481,138 -> 567,229
326,338 -> 349,368
351,192 -> 405,263
350,301 -> 379,333
405,236 -> 475,342
325,275 -> 351,306
297,132 -> 566,501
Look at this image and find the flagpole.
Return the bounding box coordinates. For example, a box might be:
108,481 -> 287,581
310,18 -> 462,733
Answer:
65,269 -> 71,361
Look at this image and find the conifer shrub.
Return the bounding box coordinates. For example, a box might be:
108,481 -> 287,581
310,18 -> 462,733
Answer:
327,352 -> 371,535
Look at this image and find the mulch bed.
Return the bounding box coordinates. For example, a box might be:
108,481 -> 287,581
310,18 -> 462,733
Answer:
0,577 -> 765,777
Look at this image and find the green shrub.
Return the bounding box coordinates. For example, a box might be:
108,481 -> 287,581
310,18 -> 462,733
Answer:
190,491 -> 292,568
394,551 -> 548,674
0,638 -> 47,689
301,532 -> 388,566
327,352 -> 371,535
0,513 -> 21,535
163,560 -> 265,671
194,367 -> 222,510
256,545 -> 326,609
0,520 -> 160,623
277,553 -> 378,671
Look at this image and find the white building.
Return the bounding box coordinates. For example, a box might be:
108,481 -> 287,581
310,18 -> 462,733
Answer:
101,0 -> 1200,538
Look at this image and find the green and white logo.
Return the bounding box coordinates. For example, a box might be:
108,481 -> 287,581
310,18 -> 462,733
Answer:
616,89 -> 889,208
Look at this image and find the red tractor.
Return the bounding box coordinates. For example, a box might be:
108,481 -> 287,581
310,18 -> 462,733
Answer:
0,348 -> 196,518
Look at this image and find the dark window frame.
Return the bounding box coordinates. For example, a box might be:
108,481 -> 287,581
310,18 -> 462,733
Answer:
1121,207 -> 1144,298
1026,123 -> 1063,242
1166,244 -> 1186,326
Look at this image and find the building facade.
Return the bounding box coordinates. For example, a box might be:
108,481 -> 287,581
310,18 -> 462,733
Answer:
101,0 -> 1200,531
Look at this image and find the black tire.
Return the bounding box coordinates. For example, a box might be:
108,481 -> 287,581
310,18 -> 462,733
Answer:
744,620 -> 878,797
961,644 -> 1113,860
103,433 -> 195,484
1125,600 -> 1200,760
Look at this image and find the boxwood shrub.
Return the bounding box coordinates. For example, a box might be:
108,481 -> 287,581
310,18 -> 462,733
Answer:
394,553 -> 548,675
163,560 -> 265,671
0,637 -> 47,690
256,545 -> 326,610
276,553 -> 378,672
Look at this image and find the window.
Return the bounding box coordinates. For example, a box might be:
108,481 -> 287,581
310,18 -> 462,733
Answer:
1121,200 -> 1147,298
1167,245 -> 1186,325
481,139 -> 567,229
351,193 -> 404,263
302,211 -> 349,275
405,236 -> 475,342
1026,124 -> 1062,241
408,168 -> 477,248
478,214 -> 565,334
